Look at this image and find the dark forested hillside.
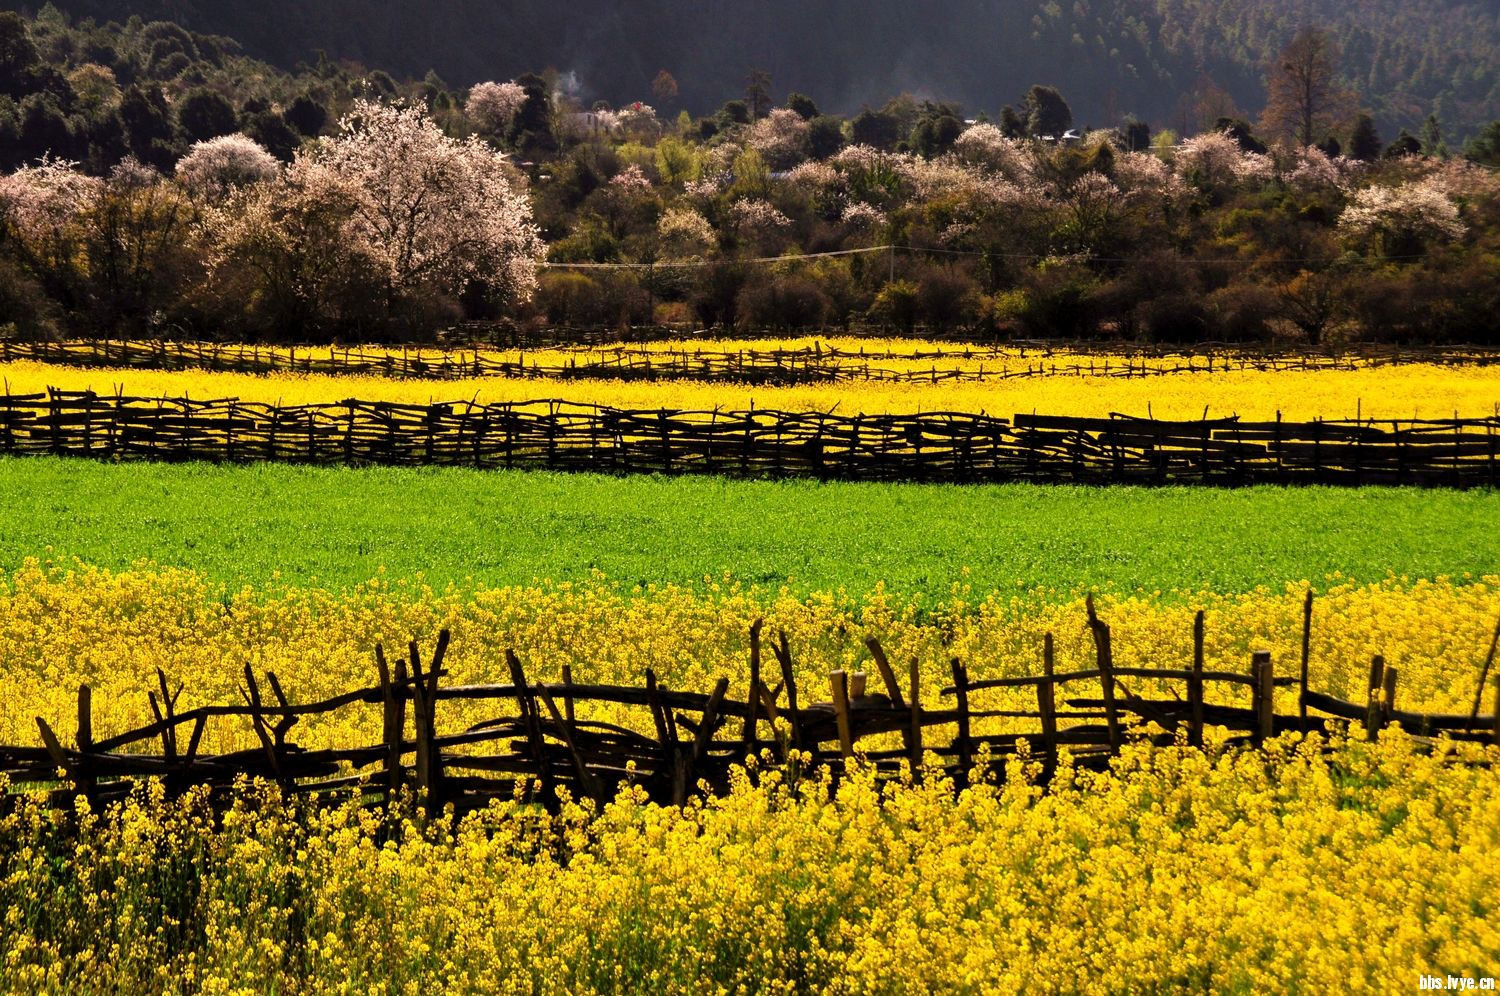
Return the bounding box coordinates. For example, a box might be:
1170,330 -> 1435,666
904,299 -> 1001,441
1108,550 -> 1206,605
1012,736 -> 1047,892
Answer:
17,0 -> 1500,140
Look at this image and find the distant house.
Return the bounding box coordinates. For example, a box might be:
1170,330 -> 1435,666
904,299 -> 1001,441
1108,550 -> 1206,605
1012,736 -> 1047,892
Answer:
562,111 -> 617,139
1040,129 -> 1082,144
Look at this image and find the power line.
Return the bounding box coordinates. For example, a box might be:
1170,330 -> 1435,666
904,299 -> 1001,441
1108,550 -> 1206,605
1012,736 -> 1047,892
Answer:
541,243 -> 1432,270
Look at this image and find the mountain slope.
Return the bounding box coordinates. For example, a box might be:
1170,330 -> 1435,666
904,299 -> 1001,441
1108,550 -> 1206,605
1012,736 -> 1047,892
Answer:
15,0 -> 1500,137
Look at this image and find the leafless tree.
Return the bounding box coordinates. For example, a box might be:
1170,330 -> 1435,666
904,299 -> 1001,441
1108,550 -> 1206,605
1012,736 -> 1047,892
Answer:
1260,26 -> 1349,148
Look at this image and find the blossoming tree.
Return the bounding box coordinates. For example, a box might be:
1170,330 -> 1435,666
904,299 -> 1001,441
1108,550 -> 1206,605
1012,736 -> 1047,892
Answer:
307,100 -> 545,310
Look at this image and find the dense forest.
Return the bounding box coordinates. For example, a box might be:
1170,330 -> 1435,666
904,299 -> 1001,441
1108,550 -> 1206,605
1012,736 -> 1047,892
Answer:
15,0 -> 1500,141
1,8 -> 1498,345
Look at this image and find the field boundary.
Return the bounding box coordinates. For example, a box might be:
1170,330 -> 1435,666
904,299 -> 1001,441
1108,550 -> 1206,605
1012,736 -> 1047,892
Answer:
5,337 -> 1500,386
6,602 -> 1498,815
2,389 -> 1498,486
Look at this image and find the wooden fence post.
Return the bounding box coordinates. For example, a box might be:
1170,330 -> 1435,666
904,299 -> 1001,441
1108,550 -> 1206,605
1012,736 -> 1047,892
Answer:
742,619 -> 763,746
539,690 -> 602,804
909,657 -> 923,781
1468,615 -> 1500,730
1300,589 -> 1313,726
864,636 -> 905,707
1190,610 -> 1205,748
1086,596 -> 1121,750
375,643 -> 408,804
76,685 -> 92,754
264,672 -> 298,750
410,631 -> 449,816
506,648 -> 547,797
1252,651 -> 1274,744
950,658 -> 972,783
774,631 -> 804,751
240,666 -> 285,788
645,668 -> 674,751
35,717 -> 83,793
689,677 -> 730,787
560,663 -> 576,725
830,670 -> 854,759
1038,634 -> 1058,773
1381,665 -> 1399,730
1492,672 -> 1500,747
1365,656 -> 1386,740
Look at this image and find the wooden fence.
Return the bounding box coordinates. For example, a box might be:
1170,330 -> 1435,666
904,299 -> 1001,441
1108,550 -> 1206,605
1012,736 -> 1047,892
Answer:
6,337 -> 1500,386
2,389 -> 1499,486
5,603 -> 1497,815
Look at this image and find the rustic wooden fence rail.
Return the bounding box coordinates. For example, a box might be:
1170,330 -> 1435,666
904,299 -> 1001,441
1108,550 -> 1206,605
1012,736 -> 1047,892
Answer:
2,389 -> 1498,486
6,338 -> 1500,386
5,604 -> 1497,815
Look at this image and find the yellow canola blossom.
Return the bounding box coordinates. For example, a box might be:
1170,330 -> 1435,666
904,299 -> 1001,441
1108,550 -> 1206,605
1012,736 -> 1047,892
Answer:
2,560 -> 1495,753
3,357 -> 1500,419
1,734 -> 1497,993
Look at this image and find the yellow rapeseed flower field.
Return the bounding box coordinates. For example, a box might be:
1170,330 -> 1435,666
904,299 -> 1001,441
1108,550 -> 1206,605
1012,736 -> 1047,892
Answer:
4,341 -> 1498,993
2,734 -> 1497,993
4,356 -> 1500,419
2,561 -> 1495,754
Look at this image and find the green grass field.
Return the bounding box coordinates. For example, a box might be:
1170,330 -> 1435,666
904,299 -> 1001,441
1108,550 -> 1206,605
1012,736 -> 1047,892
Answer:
2,456 -> 1495,596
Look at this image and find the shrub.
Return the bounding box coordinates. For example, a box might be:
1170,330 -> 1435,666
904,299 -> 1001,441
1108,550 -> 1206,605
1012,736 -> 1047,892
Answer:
916,267 -> 981,331
737,274 -> 829,331
868,279 -> 920,332
534,270 -> 649,328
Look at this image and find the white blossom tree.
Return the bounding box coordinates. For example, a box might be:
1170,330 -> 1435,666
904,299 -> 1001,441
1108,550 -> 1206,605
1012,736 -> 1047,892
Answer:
0,157 -> 101,261
746,108 -> 810,170
1338,178 -> 1465,257
656,206 -> 717,259
175,134 -> 280,201
200,159 -> 383,335
1174,131 -> 1274,199
951,123 -> 1035,181
306,100 -> 545,308
466,81 -> 526,138
0,157 -> 101,304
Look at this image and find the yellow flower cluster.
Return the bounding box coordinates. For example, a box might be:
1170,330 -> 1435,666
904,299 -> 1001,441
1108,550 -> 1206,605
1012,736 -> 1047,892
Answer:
2,733 -> 1497,993
2,560 -> 1495,754
3,354 -> 1499,419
